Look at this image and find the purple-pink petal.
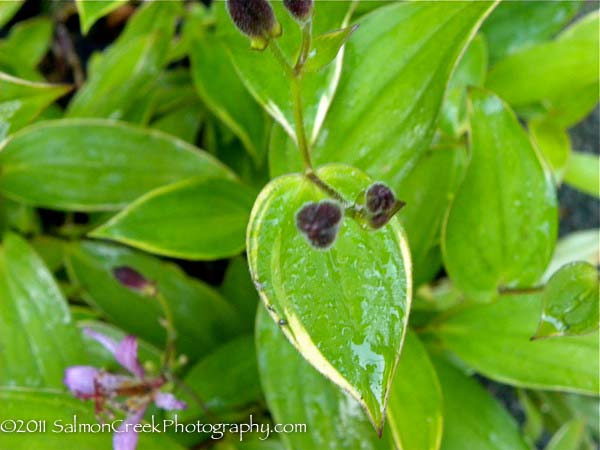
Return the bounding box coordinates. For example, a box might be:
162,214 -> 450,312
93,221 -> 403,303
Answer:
115,335 -> 144,379
113,406 -> 147,450
84,328 -> 119,355
64,366 -> 99,398
154,392 -> 187,411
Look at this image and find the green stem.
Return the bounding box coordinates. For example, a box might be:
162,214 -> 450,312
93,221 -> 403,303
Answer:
155,291 -> 177,371
292,75 -> 313,171
497,285 -> 544,295
295,20 -> 312,73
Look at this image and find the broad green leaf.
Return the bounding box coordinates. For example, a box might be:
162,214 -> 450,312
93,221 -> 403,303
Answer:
387,331 -> 443,450
186,4 -> 270,163
75,0 -> 128,34
543,83 -> 599,128
220,257 -> 259,332
92,178 -> 254,260
69,1 -> 181,119
0,17 -> 53,68
256,306 -> 392,450
439,34 -> 488,137
529,118 -> 571,178
434,293 -> 599,394
0,388 -> 185,449
545,419 -> 586,450
563,151 -> 600,198
433,358 -> 529,450
398,145 -> 468,286
216,0 -> 353,142
0,1 -> 23,28
311,1 -> 497,188
544,229 -> 600,281
481,0 -> 582,63
487,11 -> 599,107
64,241 -> 241,361
442,89 -> 557,301
0,73 -> 70,140
248,164 -> 412,430
304,25 -> 359,73
150,102 -> 204,144
0,233 -> 85,388
175,335 -> 262,422
0,119 -> 234,211
535,262 -> 599,339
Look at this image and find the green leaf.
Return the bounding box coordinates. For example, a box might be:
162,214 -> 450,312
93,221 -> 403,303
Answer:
433,358 -> 530,450
442,88 -> 558,301
304,25 -> 359,73
216,0 -> 353,142
529,118 -> 571,178
175,335 -> 262,422
256,306 -> 392,449
248,164 -> 412,431
398,145 -> 468,286
387,331 -> 443,450
0,233 -> 85,388
0,196 -> 41,235
311,1 -> 497,188
150,102 -> 204,144
0,17 -> 53,68
0,73 -> 70,140
220,257 -> 259,332
563,151 -> 600,198
75,0 -> 128,34
545,229 -> 600,281
535,262 -> 599,339
434,293 -> 600,394
64,240 -> 241,361
91,178 -> 254,260
0,119 -> 234,211
518,389 -> 544,445
0,388 -> 185,449
481,0 -> 582,64
545,419 -> 586,450
487,11 -> 599,108
186,4 -> 270,163
543,83 -> 599,128
0,0 -> 23,29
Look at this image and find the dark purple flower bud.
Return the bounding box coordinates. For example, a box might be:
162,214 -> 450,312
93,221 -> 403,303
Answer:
284,0 -> 313,21
227,0 -> 282,49
365,182 -> 396,214
113,266 -> 156,296
296,200 -> 343,249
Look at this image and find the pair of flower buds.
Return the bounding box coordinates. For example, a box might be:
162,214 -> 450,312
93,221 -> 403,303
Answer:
228,0 -> 313,49
296,183 -> 405,249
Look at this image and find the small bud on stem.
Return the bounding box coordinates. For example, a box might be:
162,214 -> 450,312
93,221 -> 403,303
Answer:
112,266 -> 157,296
363,183 -> 405,229
284,0 -> 313,22
296,200 -> 343,249
227,0 -> 282,50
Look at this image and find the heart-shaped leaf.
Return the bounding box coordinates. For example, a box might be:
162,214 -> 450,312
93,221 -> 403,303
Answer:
442,88 -> 558,301
535,262 -> 599,339
256,306 -> 393,449
247,164 -> 412,431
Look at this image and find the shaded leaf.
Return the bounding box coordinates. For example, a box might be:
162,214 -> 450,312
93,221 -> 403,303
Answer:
0,119 -> 233,211
248,164 -> 412,430
545,419 -> 586,450
529,118 -> 571,178
544,229 -> 600,281
442,88 -> 557,301
220,257 -> 259,332
150,102 -> 204,144
0,17 -> 53,68
0,1 -> 23,29
535,262 -> 599,339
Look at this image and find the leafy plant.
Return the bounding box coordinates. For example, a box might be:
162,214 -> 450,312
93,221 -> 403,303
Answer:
0,1 -> 598,450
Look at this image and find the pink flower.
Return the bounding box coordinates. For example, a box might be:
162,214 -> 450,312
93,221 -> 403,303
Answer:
64,329 -> 185,450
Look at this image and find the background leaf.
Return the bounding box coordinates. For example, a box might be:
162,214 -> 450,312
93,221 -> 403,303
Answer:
563,152 -> 600,198
545,419 -> 586,450
75,0 -> 129,34
303,25 -> 358,73
0,0 -> 24,29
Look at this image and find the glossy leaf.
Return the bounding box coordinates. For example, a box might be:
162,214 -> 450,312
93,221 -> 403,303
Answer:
0,388 -> 185,449
75,0 -> 128,34
217,0 -> 352,142
535,262 -> 599,339
176,335 -> 262,422
387,331 -> 443,450
544,229 -> 600,281
481,0 -> 582,63
311,1 -> 497,188
304,25 -> 359,73
442,89 -> 557,301
248,164 -> 412,430
186,4 -> 270,163
256,306 -> 392,449
64,241 -> 241,361
529,118 -> 571,177
563,152 -> 600,198
0,119 -> 233,211
433,358 -> 529,450
434,293 -> 599,394
0,73 -> 70,140
0,233 -> 85,388
92,178 -> 254,260
487,11 -> 599,107
398,145 -> 468,286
